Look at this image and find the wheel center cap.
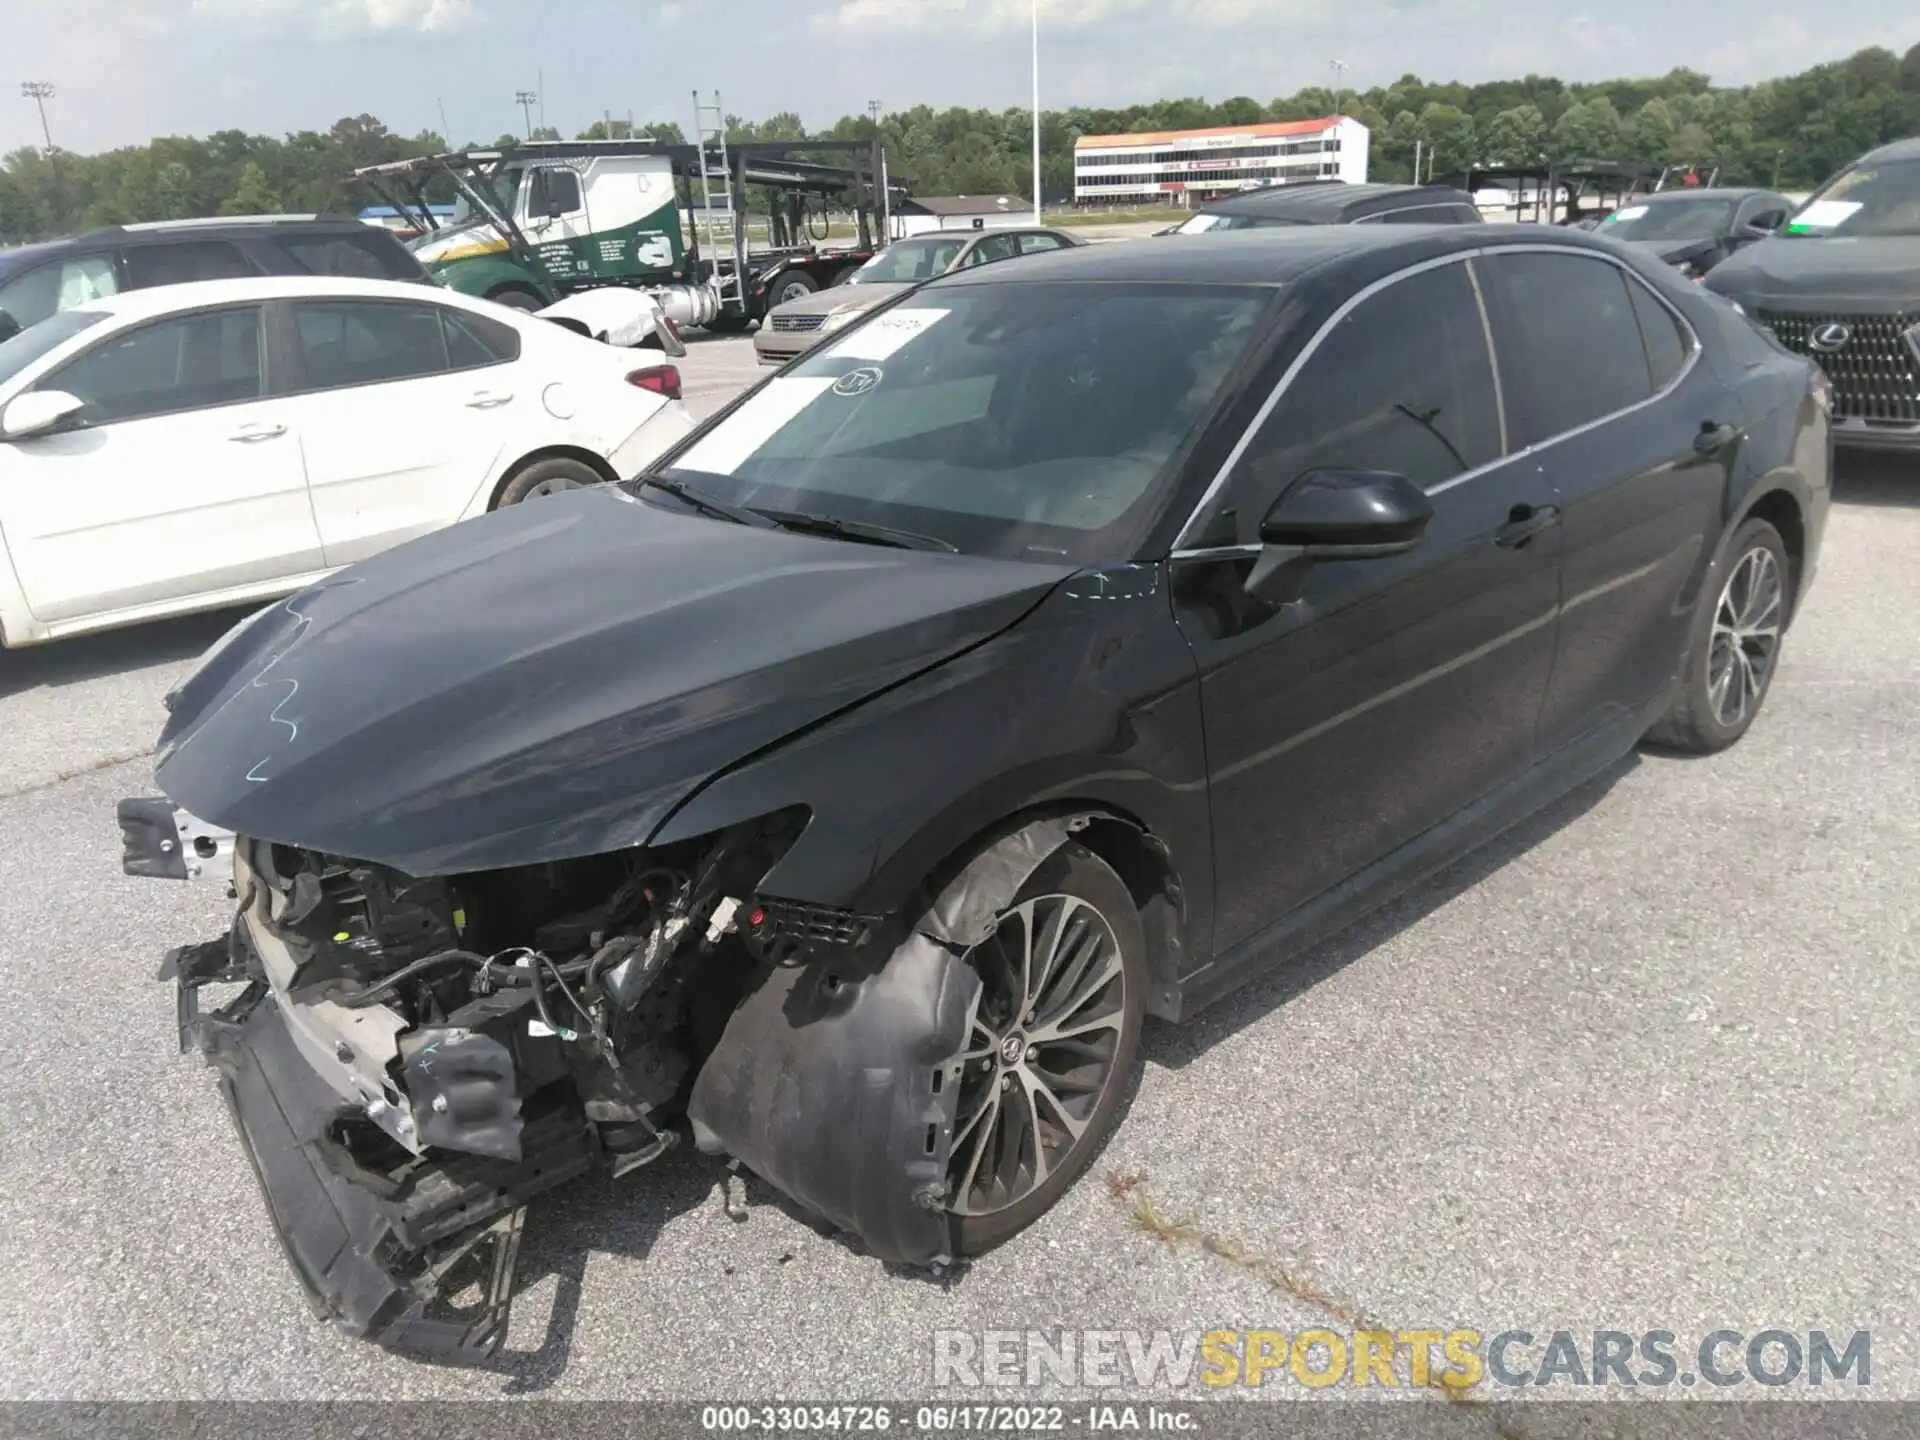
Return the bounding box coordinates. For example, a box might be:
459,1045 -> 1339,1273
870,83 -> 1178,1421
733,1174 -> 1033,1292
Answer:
999,1033 -> 1027,1066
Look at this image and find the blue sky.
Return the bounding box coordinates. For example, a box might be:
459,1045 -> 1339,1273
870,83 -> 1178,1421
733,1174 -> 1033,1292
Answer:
7,0 -> 1919,157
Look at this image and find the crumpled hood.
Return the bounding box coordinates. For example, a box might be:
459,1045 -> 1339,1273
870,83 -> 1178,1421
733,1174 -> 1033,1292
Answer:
1704,235 -> 1920,307
768,282 -> 911,320
153,489 -> 1072,876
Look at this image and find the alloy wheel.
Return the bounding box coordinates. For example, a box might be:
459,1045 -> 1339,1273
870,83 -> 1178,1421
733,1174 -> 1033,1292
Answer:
1708,545 -> 1783,728
947,894 -> 1128,1217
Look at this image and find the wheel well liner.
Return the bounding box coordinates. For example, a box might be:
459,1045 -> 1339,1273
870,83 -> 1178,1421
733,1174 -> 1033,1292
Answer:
1743,487 -> 1807,613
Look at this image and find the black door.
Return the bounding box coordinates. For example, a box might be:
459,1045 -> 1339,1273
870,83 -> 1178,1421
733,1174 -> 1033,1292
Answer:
1171,256 -> 1563,955
1476,250 -> 1736,755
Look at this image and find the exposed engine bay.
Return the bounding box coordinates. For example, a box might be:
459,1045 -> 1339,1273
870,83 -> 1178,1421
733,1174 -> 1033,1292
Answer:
124,799 -> 1064,1359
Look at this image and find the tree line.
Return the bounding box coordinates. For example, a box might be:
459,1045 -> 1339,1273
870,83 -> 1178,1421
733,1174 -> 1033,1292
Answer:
4,42 -> 1918,242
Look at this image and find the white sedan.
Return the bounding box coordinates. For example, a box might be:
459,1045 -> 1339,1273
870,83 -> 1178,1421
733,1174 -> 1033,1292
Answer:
0,275 -> 695,647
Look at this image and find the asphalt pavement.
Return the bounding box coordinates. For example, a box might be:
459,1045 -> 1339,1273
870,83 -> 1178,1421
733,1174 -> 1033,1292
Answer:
0,351 -> 1913,1404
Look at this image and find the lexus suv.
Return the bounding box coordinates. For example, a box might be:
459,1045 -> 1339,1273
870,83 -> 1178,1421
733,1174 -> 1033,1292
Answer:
1704,136 -> 1920,452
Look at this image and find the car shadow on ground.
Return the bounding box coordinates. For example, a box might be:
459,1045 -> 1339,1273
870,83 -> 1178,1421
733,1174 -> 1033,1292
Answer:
1146,753 -> 1638,1072
1832,451 -> 1918,508
0,602 -> 259,700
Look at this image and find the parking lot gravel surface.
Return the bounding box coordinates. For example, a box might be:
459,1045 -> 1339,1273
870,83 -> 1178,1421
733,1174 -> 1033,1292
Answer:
0,340 -> 1913,1402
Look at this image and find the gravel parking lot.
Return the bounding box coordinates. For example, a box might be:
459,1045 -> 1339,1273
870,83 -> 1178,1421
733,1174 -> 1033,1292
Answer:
0,336 -> 1913,1402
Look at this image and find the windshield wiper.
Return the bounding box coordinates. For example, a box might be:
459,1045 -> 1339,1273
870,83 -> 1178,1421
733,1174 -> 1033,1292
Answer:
753,508 -> 958,552
641,477 -> 779,529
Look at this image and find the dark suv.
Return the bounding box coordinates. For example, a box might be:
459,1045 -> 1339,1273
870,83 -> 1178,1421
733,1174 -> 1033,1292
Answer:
1165,181 -> 1483,234
0,216 -> 432,336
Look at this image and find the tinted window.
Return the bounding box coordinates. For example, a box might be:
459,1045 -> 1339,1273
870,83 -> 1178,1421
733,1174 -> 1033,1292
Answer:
293,300 -> 449,390
1377,205 -> 1473,225
665,282 -> 1272,563
0,256 -> 120,331
278,230 -> 427,281
47,307 -> 263,423
529,167 -> 583,217
1019,232 -> 1070,254
1204,261 -> 1502,546
1482,252 -> 1654,447
1625,276 -> 1690,390
443,307 -> 520,367
122,240 -> 254,290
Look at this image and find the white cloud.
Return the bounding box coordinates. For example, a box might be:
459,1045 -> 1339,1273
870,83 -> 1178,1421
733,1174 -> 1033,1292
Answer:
188,0 -> 476,37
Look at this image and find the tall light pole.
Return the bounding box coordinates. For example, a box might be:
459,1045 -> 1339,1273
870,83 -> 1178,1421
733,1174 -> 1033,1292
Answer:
1329,60 -> 1347,117
22,81 -> 54,151
1031,0 -> 1043,222
515,90 -> 538,139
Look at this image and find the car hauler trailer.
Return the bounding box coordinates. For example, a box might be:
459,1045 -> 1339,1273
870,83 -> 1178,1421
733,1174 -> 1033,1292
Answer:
353,126 -> 902,333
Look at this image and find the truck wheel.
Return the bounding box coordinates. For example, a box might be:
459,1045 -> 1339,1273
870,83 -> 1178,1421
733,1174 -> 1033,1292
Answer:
766,270 -> 819,308
488,287 -> 546,313
703,313 -> 755,335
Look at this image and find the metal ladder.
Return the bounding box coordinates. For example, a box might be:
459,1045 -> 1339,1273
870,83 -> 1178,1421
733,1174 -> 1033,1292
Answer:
692,90 -> 744,306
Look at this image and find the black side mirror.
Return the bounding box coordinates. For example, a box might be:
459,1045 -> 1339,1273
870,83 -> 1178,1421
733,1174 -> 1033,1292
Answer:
1246,468 -> 1433,605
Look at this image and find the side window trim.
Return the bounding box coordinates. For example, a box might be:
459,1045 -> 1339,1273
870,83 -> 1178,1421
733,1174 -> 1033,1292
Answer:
1170,244 -> 1705,551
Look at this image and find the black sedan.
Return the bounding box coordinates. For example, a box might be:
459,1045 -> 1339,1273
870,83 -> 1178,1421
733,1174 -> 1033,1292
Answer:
1594,186 -> 1797,278
122,224 -> 1831,1357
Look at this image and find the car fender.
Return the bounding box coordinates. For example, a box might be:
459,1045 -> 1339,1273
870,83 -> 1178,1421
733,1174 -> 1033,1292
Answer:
646,564 -> 1215,989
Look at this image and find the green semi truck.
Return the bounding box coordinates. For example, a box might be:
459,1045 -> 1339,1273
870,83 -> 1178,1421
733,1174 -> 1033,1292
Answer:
353,134 -> 901,333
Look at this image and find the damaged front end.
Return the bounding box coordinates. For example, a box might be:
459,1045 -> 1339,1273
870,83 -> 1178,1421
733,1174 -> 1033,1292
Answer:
123,800 -> 988,1359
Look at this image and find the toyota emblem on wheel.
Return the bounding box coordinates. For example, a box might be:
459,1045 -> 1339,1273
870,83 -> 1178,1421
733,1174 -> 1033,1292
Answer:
1809,322 -> 1852,353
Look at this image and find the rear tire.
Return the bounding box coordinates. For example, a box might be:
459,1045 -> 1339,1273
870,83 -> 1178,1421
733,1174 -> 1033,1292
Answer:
765,269 -> 820,308
488,287 -> 546,313
1645,517 -> 1791,754
941,842 -> 1147,1258
492,456 -> 605,509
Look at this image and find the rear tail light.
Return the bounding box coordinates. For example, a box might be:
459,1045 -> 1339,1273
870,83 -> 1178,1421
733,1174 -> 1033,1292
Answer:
627,364 -> 682,400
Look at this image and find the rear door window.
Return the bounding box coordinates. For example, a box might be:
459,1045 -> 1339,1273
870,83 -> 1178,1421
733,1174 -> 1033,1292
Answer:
277,230 -> 428,282
964,234 -> 1022,267
1018,232 -> 1072,254
1624,276 -> 1692,390
0,256 -> 120,331
291,300 -> 450,391
1478,251 -> 1656,448
121,240 -> 255,290
442,307 -> 520,367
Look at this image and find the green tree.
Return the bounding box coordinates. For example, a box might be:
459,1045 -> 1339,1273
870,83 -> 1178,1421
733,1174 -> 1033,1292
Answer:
1481,105 -> 1547,165
1552,98 -> 1624,160
221,160 -> 281,215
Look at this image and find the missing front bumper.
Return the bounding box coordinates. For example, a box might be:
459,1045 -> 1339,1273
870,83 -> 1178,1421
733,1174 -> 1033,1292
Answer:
174,961 -> 597,1359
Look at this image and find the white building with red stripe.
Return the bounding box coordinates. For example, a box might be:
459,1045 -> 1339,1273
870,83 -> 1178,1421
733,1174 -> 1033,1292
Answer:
1072,116 -> 1370,205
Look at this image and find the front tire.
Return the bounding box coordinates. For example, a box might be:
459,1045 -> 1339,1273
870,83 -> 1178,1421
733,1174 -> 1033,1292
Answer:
765,269 -> 819,308
1646,517 -> 1791,754
943,843 -> 1147,1257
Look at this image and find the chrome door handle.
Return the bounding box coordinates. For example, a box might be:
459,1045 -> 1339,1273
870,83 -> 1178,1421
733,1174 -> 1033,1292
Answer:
465,392 -> 513,409
229,422 -> 286,443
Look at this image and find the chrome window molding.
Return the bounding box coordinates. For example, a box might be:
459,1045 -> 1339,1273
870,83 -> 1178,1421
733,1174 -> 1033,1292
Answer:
1169,243 -> 1704,554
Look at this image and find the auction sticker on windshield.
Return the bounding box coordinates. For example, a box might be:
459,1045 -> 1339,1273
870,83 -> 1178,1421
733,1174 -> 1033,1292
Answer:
1608,205 -> 1648,222
1788,199 -> 1863,232
675,376 -> 836,476
824,307 -> 951,362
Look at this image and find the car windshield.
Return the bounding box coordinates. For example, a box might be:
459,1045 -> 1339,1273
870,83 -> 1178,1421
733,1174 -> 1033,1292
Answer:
1600,196 -> 1737,241
1784,161 -> 1920,237
657,280 -> 1273,563
852,239 -> 967,283
0,308 -> 106,389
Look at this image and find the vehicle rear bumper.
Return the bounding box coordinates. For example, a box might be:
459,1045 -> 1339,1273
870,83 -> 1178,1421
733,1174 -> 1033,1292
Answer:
169,940 -> 599,1359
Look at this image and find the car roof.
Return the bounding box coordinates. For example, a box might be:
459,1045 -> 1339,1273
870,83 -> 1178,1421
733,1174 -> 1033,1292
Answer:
1630,187 -> 1775,202
930,223 -> 1617,292
0,217 -> 387,280
43,275 -> 462,325
1199,182 -> 1467,221
1861,136 -> 1920,164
